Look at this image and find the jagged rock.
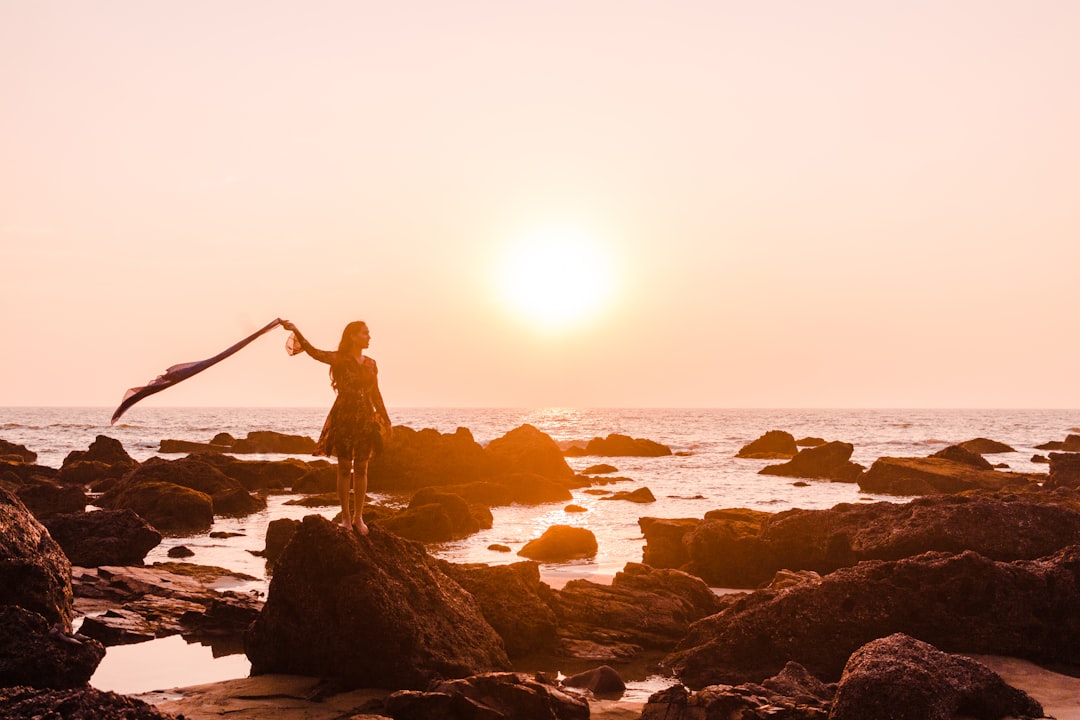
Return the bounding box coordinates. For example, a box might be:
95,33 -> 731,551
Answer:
1047,452 -> 1080,489
0,605 -> 106,689
384,672 -> 589,720
562,665 -> 626,696
930,444 -> 995,469
1035,434 -> 1080,451
245,516 -> 510,689
601,487 -> 656,503
44,509 -> 161,566
858,456 -> 1036,496
638,517 -> 702,569
253,518 -> 301,568
582,434 -> 672,457
666,545 -> 1080,688
517,525 -> 597,562
0,460 -> 59,485
438,561 -> 559,658
759,442 -> 864,483
736,431 -> 797,460
486,425 -> 577,483
13,479 -> 87,519
958,438 -> 1016,454
61,435 -> 135,472
0,486 -> 74,630
0,686 -> 175,719
830,634 -> 1043,720
0,439 -> 36,463
99,479 -> 214,533
57,460 -> 129,487
369,426 -> 491,492
641,662 -> 833,720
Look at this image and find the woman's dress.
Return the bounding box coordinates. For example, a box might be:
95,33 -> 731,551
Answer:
315,355 -> 381,459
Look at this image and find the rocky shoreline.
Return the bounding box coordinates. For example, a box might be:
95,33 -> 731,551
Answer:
2,425 -> 1080,718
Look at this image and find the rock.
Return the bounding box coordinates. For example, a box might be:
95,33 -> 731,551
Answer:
160,431 -> 317,455
408,488 -> 487,536
517,525 -> 597,562
369,426 -> 491,492
564,504 -> 587,513
0,486 -> 74,630
666,544 -> 1080,687
61,435 -> 135,472
0,686 -> 175,719
13,479 -> 88,519
795,437 -> 826,447
44,509 -> 162,566
57,460 -> 129,486
253,518 -> 300,568
0,438 -> 37,463
245,516 -> 510,689
486,425 -> 577,484
640,662 -> 833,720
384,672 -> 589,720
644,494 -> 1080,588
958,438 -> 1016,454
583,463 -> 618,474
383,502 -> 456,542
583,434 -> 672,457
99,479 -> 214,533
830,634 -> 1043,720
1035,433 -> 1080,451
758,442 -> 864,483
736,430 -> 797,460
197,454 -> 311,491
1033,454 -> 1050,463
930,444 -> 994,469
858,456 -> 1036,495
438,561 -> 559,658
1047,452 -> 1080,489
290,461 -> 338,493
601,487 -> 656,503
489,544 -> 511,552
168,545 -> 195,558
0,605 -> 106,689
562,665 -> 626,696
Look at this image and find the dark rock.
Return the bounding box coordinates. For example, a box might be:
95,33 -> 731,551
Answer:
1035,433 -> 1080,451
517,525 -> 597,562
795,437 -> 826,447
583,463 -> 618,474
600,487 -> 656,503
0,486 -> 74,630
168,546 -> 195,558
197,454 -> 310,491
958,438 -> 1016,454
759,442 -> 864,482
931,444 -> 995,470
409,488 -> 486,536
210,486 -> 268,517
583,434 -> 672,457
666,544 -> 1080,687
830,633 -> 1042,720
14,479 -> 88,519
384,672 -> 589,720
1033,454 -> 1050,464
98,479 -> 214,534
245,516 -> 510,689
0,439 -> 37,463
562,665 -> 625,696
384,502 -> 456,542
179,594 -> 262,651
489,544 -> 511,552
1047,452 -> 1080,489
254,518 -> 300,568
438,561 -> 558,658
160,431 -> 317,455
58,459 -> 129,486
0,605 -> 106,689
638,517 -> 701,569
486,425 -> 577,483
369,426 -> 491,492
61,435 -> 135,472
736,430 -> 797,459
0,461 -> 58,485
44,509 -> 161,566
209,531 -> 243,539
858,456 -> 1036,495
0,686 -> 176,719
290,461 -> 337,493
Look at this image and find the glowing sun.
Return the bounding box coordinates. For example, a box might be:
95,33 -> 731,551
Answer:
496,225 -> 616,330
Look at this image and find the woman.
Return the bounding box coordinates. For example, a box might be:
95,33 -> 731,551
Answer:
280,319 -> 390,535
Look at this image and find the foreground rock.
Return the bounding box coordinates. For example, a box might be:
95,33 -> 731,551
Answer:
0,486 -> 74,629
758,441 -> 863,483
384,672 -> 589,720
0,686 -> 176,719
1047,452 -> 1080,489
736,430 -> 797,459
0,605 -> 105,690
666,545 -> 1080,687
44,509 -> 162,566
858,456 -> 1038,495
642,493 -> 1080,587
0,438 -> 36,463
830,633 -> 1042,720
245,516 -> 510,689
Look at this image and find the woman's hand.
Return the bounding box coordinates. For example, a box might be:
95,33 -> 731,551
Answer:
281,320 -> 297,333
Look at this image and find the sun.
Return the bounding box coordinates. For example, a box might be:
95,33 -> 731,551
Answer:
496,224 -> 616,330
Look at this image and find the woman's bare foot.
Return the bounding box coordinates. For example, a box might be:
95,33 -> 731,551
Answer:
340,517 -> 353,532
354,517 -> 369,536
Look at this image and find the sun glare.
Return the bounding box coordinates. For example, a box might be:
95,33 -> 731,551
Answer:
496,224 -> 616,330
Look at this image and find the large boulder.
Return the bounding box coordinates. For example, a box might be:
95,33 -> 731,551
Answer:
736,431 -> 797,460
666,545 -> 1080,688
0,486 -> 73,630
12,479 -> 87,520
0,605 -> 106,689
44,510 -> 162,567
830,633 -> 1042,720
0,686 -> 174,719
0,439 -> 36,463
98,480 -> 214,534
957,438 -> 1016,454
930,444 -> 995,469
160,430 -> 317,455
61,435 -> 135,472
369,426 -> 491,492
244,515 -> 510,689
1047,452 -> 1080,490
858,456 -> 1037,495
582,434 -> 672,457
196,454 -> 311,492
758,441 -> 863,483
384,672 -> 589,720
517,525 -> 597,562
486,425 -> 576,484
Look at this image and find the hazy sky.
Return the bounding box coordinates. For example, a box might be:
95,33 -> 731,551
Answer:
3,1 -> 1078,410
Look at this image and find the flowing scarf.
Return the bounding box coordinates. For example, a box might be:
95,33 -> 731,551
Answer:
110,318 -> 285,424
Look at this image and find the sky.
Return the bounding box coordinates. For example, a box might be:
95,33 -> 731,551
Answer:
2,1 -> 1079,410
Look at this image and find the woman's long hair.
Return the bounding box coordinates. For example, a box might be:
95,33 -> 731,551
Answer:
330,321 -> 368,391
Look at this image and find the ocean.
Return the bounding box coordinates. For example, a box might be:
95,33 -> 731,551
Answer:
3,406 -> 1078,697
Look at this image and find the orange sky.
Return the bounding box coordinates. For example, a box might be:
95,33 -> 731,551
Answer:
2,1 -> 1079,409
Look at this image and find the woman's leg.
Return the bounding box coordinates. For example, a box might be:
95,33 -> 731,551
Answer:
336,454 -> 354,530
352,450 -> 372,535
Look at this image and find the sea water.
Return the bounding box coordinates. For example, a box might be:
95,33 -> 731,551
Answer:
2,406 -> 1077,695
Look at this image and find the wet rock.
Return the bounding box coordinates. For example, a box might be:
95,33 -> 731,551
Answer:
830,633 -> 1043,720
1035,433 -> 1080,451
245,516 -> 510,689
1047,452 -> 1080,489
252,518 -> 300,568
601,487 -> 656,503
44,509 -> 161,566
384,672 -> 589,720
795,436 -> 826,447
517,525 -> 597,562
290,461 -> 337,493
160,430 -> 317,455
13,479 -> 88,519
930,444 -> 995,469
858,456 -> 1036,495
583,463 -> 618,474
438,560 -> 559,658
565,504 -> 587,513
0,686 -> 175,719
958,438 -> 1016,454
582,434 -> 672,457
409,488 -> 488,534
168,545 -> 195,558
99,479 -> 214,533
759,442 -> 864,482
489,544 -> 511,552
197,454 -> 311,491
0,438 -> 37,463
61,435 -> 136,472
0,486 -> 74,629
562,665 -> 626,696
57,460 -> 129,487
384,502 -> 456,542
0,605 -> 106,689
1033,454 -> 1050,464
487,424 -> 578,484
369,426 -> 491,492
638,517 -> 701,569
666,544 -> 1080,688
736,430 -> 797,460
